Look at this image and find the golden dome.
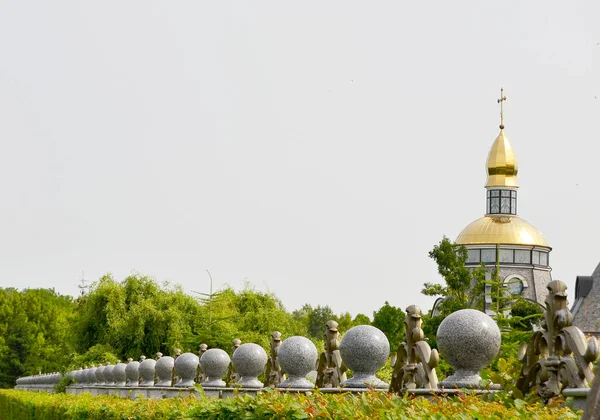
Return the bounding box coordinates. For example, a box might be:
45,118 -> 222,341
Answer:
486,129 -> 519,188
455,216 -> 550,248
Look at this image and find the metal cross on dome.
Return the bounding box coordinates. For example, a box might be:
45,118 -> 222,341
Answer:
497,88 -> 507,129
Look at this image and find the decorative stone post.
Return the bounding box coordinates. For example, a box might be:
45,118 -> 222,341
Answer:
139,358 -> 157,387
114,360 -> 127,387
155,356 -> 175,387
277,336 -> 317,389
125,359 -> 140,387
200,349 -> 230,387
104,362 -> 115,386
174,353 -> 199,387
232,343 -> 268,388
339,325 -> 390,389
436,309 -> 501,389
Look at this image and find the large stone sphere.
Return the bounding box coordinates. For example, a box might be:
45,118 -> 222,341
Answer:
139,359 -> 156,387
200,349 -> 230,387
87,367 -> 97,385
174,352 -> 199,387
95,365 -> 106,385
155,356 -> 175,386
232,343 -> 268,388
103,363 -> 115,385
277,336 -> 318,389
437,309 -> 501,388
125,361 -> 140,387
339,325 -> 390,389
113,362 -> 127,387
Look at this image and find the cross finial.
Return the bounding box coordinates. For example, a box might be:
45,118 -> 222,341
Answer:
497,88 -> 507,129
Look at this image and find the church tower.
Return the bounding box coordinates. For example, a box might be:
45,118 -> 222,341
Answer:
455,89 -> 552,305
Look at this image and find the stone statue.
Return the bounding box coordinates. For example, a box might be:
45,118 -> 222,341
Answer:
265,331 -> 284,387
316,320 -> 347,388
196,343 -> 208,383
174,348 -> 182,359
390,305 -> 439,393
517,280 -> 599,400
227,339 -> 242,385
155,352 -> 163,360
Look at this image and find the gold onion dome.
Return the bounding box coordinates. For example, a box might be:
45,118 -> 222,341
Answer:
485,129 -> 519,188
455,216 -> 550,248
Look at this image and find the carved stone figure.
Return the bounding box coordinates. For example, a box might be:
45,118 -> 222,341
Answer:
390,305 -> 439,393
265,331 -> 284,387
227,339 -> 242,385
196,343 -> 208,383
316,320 -> 347,388
518,280 -> 599,400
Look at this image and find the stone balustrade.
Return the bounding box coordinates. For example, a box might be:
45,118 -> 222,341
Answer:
13,281 -> 599,411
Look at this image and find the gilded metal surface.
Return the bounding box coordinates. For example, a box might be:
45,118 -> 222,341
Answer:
455,216 -> 550,248
485,129 -> 519,188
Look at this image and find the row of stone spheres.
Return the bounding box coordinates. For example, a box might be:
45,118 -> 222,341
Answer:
14,280 -> 600,413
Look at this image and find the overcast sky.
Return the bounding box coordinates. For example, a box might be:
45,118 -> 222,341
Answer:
1,1 -> 599,318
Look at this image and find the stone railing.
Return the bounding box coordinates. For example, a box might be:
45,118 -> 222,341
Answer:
14,281 -> 599,411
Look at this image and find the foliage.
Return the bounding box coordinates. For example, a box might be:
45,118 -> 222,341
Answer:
509,299 -> 544,330
422,236 -> 487,317
0,389 -> 580,419
0,288 -> 76,388
372,301 -> 405,351
73,274 -> 203,359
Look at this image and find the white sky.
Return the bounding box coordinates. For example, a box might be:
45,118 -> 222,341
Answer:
1,1 -> 599,318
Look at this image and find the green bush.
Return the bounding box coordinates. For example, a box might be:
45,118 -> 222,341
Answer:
0,389 -> 580,420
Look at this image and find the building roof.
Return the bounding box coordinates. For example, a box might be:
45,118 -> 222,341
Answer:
455,215 -> 550,248
486,129 -> 519,188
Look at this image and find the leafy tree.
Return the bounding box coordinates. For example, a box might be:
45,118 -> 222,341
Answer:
509,299 -> 543,330
372,301 -> 405,350
352,313 -> 371,326
0,288 -> 76,388
422,236 -> 487,317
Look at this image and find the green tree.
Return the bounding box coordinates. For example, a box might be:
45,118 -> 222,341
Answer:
372,301 -> 405,350
0,288 -> 76,388
422,236 -> 487,317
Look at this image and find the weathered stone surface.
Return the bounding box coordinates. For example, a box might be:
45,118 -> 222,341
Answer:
113,362 -> 127,387
155,356 -> 175,387
277,336 -> 317,389
174,352 -> 199,387
583,368 -> 600,420
232,343 -> 267,388
125,361 -> 140,387
104,363 -> 115,385
437,309 -> 501,388
200,349 -> 230,387
139,359 -> 156,387
339,325 -> 390,389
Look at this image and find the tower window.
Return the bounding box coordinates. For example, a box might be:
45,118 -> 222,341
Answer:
487,189 -> 517,215
540,252 -> 548,266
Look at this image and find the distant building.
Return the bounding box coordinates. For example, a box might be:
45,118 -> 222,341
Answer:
572,262 -> 600,337
454,90 -> 552,306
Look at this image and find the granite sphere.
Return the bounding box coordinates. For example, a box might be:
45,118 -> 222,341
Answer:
200,349 -> 230,387
113,362 -> 127,387
436,309 -> 501,388
103,364 -> 115,385
339,325 -> 390,389
95,365 -> 106,385
277,336 -> 318,389
174,352 -> 199,387
139,359 -> 156,387
232,343 -> 268,388
125,361 -> 140,386
155,356 -> 175,386
87,367 -> 97,385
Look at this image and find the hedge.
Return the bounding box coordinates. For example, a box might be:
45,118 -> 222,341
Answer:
0,389 -> 580,420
